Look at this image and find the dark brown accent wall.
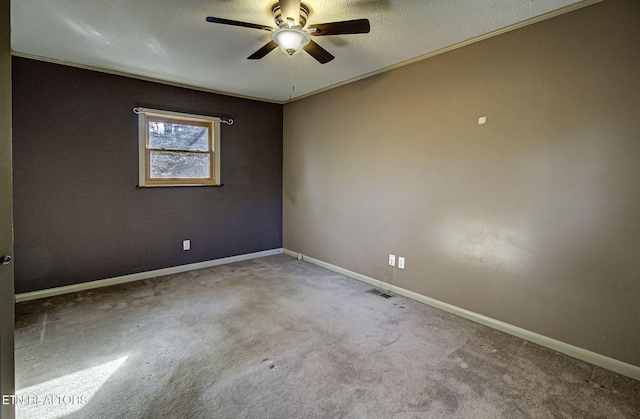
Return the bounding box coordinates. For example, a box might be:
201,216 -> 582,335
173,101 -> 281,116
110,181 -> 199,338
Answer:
284,0 -> 640,367
12,57 -> 282,294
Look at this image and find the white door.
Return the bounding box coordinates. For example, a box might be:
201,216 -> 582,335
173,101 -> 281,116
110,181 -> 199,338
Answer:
0,0 -> 15,418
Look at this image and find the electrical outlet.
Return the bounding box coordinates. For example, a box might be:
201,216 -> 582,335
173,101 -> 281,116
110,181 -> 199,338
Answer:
389,254 -> 396,266
398,257 -> 405,269
183,240 -> 190,251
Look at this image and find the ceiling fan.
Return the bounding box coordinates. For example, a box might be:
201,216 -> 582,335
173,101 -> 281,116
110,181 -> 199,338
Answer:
206,0 -> 370,64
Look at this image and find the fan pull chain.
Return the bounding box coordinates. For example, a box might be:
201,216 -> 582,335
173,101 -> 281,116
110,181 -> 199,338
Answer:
289,60 -> 295,100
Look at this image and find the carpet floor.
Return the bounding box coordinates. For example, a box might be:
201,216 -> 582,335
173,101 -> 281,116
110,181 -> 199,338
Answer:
14,254 -> 640,418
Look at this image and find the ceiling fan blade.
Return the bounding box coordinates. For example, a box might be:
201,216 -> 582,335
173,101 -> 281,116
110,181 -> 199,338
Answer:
279,0 -> 301,25
309,19 -> 370,36
206,16 -> 272,31
303,40 -> 334,64
247,40 -> 279,60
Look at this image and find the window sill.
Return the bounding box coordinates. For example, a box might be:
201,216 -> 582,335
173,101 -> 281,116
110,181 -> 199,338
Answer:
136,183 -> 224,188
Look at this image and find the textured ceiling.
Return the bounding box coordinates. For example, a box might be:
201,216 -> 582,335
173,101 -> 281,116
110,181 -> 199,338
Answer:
11,0 -> 593,103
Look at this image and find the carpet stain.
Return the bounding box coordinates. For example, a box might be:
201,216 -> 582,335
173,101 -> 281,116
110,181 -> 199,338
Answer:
261,359 -> 276,370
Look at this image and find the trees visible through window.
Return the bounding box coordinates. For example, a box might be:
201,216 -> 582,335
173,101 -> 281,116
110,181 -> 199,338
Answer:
138,109 -> 221,187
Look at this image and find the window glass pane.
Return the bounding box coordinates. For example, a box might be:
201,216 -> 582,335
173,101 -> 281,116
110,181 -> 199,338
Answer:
148,121 -> 209,151
150,151 -> 210,179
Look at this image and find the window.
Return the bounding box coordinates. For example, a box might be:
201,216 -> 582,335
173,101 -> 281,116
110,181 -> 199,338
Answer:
138,108 -> 221,187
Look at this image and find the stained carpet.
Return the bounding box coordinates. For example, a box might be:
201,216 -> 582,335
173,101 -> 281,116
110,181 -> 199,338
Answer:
14,254 -> 640,418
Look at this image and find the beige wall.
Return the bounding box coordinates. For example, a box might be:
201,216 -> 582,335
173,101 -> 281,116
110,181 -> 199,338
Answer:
283,0 -> 640,367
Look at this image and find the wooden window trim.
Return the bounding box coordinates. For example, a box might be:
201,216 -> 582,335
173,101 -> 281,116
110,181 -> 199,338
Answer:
138,108 -> 221,187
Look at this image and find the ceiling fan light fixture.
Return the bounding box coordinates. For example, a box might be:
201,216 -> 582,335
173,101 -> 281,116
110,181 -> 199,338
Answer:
206,3 -> 367,64
272,27 -> 310,56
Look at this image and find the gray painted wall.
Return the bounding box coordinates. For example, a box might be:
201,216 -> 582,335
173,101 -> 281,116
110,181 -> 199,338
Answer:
12,58 -> 283,294
283,0 -> 640,367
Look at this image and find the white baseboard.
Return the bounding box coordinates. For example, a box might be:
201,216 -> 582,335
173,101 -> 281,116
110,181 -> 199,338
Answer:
15,248 -> 284,303
283,249 -> 640,382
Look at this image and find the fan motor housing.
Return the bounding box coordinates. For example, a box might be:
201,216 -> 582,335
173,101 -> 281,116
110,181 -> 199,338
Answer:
272,2 -> 309,28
